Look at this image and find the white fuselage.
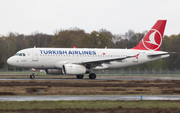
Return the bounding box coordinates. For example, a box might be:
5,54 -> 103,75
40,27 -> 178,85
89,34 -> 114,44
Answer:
7,48 -> 169,70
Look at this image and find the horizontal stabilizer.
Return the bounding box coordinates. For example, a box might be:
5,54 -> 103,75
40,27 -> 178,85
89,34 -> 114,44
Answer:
147,52 -> 176,58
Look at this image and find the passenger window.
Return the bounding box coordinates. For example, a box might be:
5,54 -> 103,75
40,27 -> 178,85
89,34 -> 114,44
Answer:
19,53 -> 22,56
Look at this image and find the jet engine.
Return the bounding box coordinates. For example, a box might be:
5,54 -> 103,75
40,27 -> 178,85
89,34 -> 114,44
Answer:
62,64 -> 87,75
45,69 -> 63,75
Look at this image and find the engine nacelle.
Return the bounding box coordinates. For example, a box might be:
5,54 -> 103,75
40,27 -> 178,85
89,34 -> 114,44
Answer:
45,69 -> 63,75
62,64 -> 86,75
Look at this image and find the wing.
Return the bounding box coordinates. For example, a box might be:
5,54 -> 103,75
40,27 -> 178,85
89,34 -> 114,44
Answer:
69,55 -> 135,65
82,56 -> 133,64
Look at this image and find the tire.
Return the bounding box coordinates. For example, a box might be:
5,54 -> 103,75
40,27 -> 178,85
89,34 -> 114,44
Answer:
89,73 -> 96,79
30,75 -> 35,79
76,74 -> 84,79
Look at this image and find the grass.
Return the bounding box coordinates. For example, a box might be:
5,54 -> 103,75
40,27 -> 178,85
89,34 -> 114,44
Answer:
0,79 -> 180,95
0,100 -> 180,109
0,71 -> 46,75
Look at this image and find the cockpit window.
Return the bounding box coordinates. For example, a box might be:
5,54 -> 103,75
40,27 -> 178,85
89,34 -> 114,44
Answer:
14,53 -> 26,56
15,53 -> 19,56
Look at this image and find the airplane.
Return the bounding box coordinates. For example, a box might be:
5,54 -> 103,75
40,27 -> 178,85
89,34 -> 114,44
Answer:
7,20 -> 171,79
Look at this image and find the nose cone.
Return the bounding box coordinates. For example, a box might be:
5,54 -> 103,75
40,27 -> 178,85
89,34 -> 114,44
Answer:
7,57 -> 13,66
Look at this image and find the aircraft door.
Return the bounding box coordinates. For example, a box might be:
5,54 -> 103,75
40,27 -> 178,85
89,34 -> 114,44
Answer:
32,49 -> 38,61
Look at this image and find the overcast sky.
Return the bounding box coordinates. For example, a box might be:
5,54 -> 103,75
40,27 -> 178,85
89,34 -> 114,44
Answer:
0,0 -> 179,36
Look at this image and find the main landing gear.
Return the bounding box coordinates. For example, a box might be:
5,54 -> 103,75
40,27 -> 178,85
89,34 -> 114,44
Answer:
30,68 -> 35,79
76,74 -> 84,79
89,73 -> 96,79
76,73 -> 96,79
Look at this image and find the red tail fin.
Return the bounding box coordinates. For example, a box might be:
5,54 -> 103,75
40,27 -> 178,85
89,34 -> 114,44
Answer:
132,20 -> 167,51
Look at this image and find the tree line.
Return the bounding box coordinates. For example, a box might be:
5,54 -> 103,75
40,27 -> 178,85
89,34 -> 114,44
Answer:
0,27 -> 179,70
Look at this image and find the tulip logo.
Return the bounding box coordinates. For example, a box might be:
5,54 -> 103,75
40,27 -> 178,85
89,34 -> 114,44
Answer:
142,29 -> 162,50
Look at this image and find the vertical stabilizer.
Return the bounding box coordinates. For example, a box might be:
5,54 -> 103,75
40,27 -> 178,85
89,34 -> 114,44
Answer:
132,20 -> 167,51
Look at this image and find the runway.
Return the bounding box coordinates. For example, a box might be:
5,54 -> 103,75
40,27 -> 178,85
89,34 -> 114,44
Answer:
1,95 -> 180,101
0,77 -> 180,80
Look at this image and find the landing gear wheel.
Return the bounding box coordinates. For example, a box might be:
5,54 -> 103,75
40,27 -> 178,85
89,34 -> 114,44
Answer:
76,74 -> 84,79
30,68 -> 35,79
30,75 -> 35,79
89,73 -> 96,79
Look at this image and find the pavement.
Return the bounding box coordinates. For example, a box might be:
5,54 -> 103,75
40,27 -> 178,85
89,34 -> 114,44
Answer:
1,95 -> 180,101
0,77 -> 180,81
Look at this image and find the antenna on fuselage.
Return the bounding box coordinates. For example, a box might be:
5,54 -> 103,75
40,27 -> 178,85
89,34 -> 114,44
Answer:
34,46 -> 36,48
105,46 -> 107,49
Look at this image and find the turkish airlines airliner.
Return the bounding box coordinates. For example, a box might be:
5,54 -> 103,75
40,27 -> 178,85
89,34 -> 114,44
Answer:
7,20 -> 170,79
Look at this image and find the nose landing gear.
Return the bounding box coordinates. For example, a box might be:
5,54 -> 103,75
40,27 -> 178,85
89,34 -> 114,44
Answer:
30,68 -> 35,79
